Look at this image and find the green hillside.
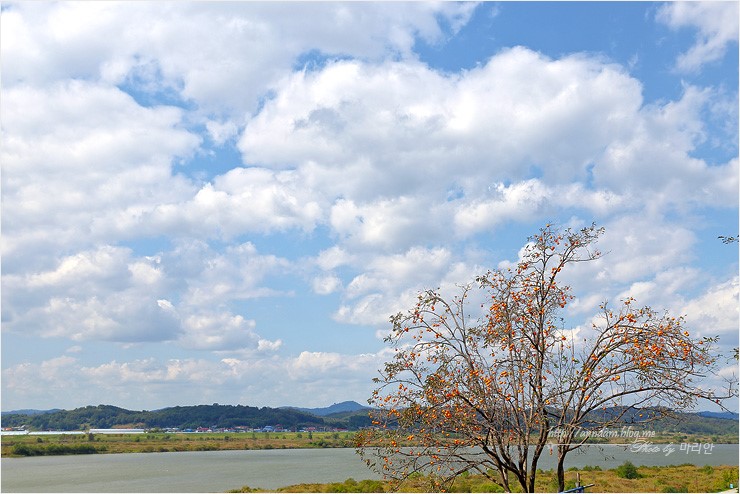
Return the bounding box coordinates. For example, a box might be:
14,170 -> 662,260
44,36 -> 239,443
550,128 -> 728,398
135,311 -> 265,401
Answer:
0,404 -> 373,431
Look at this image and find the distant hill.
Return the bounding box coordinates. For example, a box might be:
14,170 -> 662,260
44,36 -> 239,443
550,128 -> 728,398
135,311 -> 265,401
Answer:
1,409 -> 61,416
282,401 -> 370,417
697,411 -> 740,421
0,403 -> 372,431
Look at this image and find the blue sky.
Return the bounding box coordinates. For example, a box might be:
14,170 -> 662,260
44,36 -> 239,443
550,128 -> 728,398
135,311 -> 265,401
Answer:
1,2 -> 738,412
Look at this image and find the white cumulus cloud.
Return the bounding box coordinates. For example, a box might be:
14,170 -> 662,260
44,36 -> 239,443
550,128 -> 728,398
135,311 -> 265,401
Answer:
657,2 -> 739,73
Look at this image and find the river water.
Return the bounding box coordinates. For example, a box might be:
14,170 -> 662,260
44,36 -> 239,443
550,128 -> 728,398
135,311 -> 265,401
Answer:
2,445 -> 738,492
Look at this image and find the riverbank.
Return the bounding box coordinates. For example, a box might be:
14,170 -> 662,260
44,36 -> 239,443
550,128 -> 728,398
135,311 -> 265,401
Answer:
2,430 -> 737,457
229,464 -> 740,493
1,431 -> 354,457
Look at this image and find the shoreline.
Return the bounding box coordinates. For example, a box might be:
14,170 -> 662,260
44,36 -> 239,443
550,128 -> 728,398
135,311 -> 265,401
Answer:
1,430 -> 357,457
2,430 -> 738,458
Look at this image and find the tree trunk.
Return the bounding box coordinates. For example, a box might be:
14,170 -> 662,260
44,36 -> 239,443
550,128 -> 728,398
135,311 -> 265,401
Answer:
556,454 -> 566,492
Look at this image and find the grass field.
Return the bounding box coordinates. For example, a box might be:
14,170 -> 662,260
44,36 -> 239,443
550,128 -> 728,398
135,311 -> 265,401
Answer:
229,465 -> 740,493
1,431 -> 355,456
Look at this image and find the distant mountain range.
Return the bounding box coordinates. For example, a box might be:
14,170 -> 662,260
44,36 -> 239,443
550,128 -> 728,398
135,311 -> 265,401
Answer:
1,402 -> 736,435
1,408 -> 61,416
696,411 -> 740,421
281,400 -> 371,417
0,402 -> 371,418
4,403 -> 735,420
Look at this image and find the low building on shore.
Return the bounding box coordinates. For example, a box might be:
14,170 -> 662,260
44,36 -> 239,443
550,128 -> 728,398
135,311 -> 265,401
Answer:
89,428 -> 145,434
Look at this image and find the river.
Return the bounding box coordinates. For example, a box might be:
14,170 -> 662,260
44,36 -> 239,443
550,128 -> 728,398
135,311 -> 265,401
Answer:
2,445 -> 738,492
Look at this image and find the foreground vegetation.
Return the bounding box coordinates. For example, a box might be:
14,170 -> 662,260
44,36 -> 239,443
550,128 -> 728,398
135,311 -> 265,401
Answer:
1,431 -> 356,457
228,464 -> 740,493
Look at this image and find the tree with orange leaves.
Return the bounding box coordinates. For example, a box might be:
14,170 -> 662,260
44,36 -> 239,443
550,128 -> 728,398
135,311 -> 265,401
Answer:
356,224 -> 736,493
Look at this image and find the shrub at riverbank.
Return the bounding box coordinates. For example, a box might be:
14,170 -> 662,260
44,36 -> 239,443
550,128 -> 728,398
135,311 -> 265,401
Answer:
228,464 -> 740,493
10,443 -> 103,456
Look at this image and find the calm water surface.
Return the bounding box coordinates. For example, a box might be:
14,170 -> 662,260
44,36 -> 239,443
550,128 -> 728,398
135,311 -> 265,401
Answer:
2,445 -> 738,492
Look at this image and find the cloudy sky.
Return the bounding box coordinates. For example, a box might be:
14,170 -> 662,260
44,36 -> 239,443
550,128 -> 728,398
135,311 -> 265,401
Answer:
1,2 -> 738,412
